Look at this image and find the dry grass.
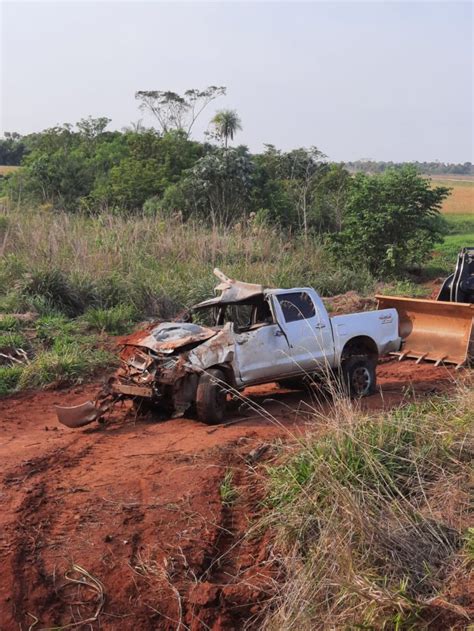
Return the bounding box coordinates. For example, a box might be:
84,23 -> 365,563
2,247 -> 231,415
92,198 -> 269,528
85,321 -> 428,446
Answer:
262,381 -> 473,630
0,204 -> 375,318
0,165 -> 20,176
431,177 -> 474,215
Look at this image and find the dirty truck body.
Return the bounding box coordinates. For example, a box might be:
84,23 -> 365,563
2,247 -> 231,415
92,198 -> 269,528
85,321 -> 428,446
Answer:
55,270 -> 401,428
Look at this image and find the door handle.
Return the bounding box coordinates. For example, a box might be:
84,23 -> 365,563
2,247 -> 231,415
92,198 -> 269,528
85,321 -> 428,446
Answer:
274,329 -> 284,336
314,323 -> 326,329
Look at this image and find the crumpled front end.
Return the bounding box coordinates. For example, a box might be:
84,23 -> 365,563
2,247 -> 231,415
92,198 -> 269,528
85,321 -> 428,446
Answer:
110,323 -> 235,417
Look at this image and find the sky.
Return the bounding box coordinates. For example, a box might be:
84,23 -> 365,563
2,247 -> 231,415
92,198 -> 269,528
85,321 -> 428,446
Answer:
1,1 -> 473,162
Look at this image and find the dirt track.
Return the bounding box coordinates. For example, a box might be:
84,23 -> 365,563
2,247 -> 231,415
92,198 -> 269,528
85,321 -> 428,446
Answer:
0,360 -> 458,630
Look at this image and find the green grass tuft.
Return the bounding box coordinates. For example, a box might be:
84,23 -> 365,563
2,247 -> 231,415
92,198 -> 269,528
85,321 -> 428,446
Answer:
0,315 -> 21,331
0,365 -> 23,395
18,346 -> 114,390
220,469 -> 239,506
84,304 -> 137,334
381,280 -> 430,298
0,331 -> 28,350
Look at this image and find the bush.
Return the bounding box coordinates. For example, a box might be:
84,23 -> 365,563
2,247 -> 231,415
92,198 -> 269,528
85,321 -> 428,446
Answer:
17,269 -> 86,317
329,167 -> 450,277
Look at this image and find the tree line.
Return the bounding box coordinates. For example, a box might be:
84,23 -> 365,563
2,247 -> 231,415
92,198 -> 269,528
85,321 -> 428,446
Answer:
346,160 -> 473,176
0,87 -> 451,276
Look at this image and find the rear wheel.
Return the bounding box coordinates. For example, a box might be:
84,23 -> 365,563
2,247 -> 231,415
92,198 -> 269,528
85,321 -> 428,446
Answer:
341,355 -> 376,397
196,368 -> 228,424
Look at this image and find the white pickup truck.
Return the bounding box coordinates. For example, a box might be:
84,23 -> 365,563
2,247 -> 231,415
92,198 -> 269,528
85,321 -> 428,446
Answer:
56,269 -> 401,428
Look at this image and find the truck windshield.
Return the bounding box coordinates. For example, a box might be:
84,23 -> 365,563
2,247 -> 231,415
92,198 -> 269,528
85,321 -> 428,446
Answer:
192,297 -> 274,331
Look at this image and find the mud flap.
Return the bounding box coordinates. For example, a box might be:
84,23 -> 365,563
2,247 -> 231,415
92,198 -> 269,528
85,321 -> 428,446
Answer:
55,401 -> 103,428
376,295 -> 474,367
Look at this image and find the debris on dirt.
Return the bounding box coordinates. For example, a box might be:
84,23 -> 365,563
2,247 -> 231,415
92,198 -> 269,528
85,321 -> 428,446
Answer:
246,444 -> 271,464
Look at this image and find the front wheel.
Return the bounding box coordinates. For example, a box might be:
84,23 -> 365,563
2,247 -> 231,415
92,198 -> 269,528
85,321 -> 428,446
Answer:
196,368 -> 228,425
341,355 -> 376,397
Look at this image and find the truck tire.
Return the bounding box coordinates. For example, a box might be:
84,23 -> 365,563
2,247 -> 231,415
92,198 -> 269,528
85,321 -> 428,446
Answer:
341,355 -> 376,397
196,368 -> 228,424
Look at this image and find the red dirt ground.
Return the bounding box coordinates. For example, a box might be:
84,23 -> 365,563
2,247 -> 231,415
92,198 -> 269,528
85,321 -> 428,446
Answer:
0,360 -> 460,630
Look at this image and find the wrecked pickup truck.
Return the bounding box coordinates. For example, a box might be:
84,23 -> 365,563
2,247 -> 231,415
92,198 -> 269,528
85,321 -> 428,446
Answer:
56,269 -> 401,428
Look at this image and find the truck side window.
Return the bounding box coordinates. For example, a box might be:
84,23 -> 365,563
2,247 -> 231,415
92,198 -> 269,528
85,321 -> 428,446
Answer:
277,292 -> 316,323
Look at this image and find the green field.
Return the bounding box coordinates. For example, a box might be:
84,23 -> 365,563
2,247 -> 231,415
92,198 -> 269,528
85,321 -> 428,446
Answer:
430,213 -> 474,275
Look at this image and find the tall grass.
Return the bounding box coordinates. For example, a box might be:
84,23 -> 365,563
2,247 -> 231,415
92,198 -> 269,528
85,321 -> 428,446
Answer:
0,204 -> 375,318
263,382 -> 473,630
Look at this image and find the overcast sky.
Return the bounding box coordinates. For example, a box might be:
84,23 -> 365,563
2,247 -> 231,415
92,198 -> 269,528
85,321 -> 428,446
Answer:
1,1 -> 472,162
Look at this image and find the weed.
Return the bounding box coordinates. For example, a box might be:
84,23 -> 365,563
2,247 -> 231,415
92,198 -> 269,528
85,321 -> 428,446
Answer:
18,346 -> 114,389
35,314 -> 80,346
382,280 -> 430,298
0,365 -> 23,395
17,268 -> 86,317
84,304 -> 136,334
0,315 -> 20,331
0,331 -> 27,350
220,469 -> 238,506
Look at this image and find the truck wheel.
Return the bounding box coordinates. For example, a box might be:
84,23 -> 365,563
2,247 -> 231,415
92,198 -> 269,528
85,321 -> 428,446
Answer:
341,355 -> 376,397
196,368 -> 228,424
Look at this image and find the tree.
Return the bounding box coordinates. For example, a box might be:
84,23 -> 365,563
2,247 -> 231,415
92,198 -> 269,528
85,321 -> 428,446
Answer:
210,109 -> 242,148
279,147 -> 327,237
328,166 -> 450,276
135,86 -> 226,136
163,147 -> 254,227
0,132 -> 28,165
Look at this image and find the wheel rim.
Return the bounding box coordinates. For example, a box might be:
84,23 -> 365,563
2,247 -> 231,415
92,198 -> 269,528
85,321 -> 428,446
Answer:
352,366 -> 371,395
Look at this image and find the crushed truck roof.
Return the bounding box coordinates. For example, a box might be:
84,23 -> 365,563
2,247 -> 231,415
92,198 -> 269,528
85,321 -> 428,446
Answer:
193,268 -> 266,308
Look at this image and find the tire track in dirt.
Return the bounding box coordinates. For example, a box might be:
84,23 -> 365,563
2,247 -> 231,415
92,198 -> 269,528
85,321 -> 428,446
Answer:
184,446 -> 276,630
1,438 -> 104,628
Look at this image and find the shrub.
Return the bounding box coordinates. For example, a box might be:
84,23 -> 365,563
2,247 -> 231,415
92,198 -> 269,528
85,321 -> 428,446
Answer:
329,167 -> 450,277
17,269 -> 86,317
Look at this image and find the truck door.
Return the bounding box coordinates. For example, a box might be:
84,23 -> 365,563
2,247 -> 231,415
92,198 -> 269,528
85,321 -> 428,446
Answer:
271,291 -> 335,372
233,301 -> 294,384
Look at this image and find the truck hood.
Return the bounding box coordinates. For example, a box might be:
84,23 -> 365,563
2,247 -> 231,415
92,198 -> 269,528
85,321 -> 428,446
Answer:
119,322 -> 218,354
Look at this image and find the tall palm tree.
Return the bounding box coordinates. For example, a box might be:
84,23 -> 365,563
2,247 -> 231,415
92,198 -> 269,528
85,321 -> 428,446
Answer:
211,109 -> 242,148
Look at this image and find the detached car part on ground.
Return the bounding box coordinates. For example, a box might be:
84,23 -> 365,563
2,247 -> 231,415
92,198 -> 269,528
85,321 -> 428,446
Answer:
57,269 -> 403,428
